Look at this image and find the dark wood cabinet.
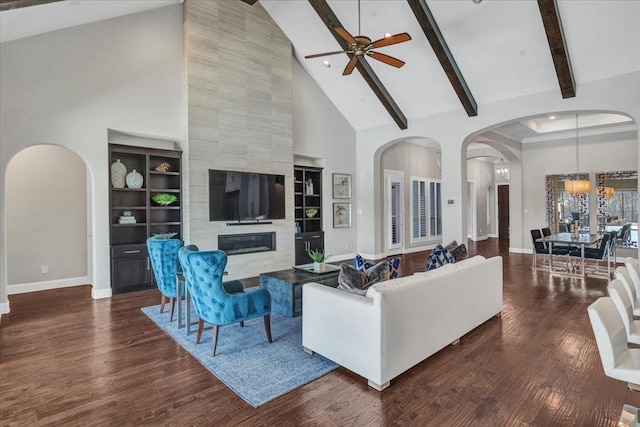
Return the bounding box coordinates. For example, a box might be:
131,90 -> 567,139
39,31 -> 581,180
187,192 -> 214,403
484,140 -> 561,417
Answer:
109,144 -> 182,294
294,165 -> 324,265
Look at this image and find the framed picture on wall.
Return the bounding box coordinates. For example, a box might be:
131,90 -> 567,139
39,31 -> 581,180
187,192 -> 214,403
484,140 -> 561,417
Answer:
333,202 -> 351,228
332,173 -> 351,199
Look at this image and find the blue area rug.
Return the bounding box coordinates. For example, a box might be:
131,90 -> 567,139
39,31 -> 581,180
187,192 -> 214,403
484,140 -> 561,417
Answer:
141,305 -> 338,407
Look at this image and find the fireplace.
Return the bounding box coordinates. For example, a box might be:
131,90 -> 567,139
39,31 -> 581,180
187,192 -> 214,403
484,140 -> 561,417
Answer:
218,232 -> 276,255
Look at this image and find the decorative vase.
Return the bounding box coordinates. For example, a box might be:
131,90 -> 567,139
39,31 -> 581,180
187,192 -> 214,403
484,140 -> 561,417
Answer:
110,159 -> 127,188
126,169 -> 143,189
313,261 -> 326,272
306,178 -> 314,195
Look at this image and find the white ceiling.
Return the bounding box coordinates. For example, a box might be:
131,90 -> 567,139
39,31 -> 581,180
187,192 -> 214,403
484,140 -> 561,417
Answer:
1,0 -> 638,135
261,0 -> 640,130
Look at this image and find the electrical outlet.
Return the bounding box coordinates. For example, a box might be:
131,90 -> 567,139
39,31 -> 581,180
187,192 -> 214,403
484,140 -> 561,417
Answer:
41,265 -> 48,274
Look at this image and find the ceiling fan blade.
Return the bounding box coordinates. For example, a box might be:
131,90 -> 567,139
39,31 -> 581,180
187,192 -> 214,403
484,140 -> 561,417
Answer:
305,51 -> 348,59
367,51 -> 405,68
343,56 -> 358,75
334,27 -> 357,45
369,32 -> 411,49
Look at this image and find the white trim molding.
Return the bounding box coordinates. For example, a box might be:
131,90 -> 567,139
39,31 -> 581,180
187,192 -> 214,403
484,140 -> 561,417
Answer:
510,247 -> 531,254
0,300 -> 9,315
8,276 -> 91,295
92,287 -> 112,299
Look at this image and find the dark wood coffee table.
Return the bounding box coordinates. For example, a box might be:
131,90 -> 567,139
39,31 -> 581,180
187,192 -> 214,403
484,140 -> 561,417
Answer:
259,265 -> 340,317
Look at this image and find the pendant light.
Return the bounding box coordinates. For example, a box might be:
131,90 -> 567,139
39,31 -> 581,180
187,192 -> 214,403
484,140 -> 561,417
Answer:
564,113 -> 591,195
495,159 -> 509,181
597,185 -> 615,199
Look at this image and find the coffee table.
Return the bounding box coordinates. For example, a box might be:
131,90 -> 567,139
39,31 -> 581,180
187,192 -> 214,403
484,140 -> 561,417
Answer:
259,265 -> 341,317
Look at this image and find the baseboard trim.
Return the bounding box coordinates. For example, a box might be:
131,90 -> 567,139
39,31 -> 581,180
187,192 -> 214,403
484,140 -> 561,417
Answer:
8,276 -> 91,295
510,247 -> 531,254
92,287 -> 112,299
487,234 -> 499,238
0,300 -> 9,315
471,236 -> 488,242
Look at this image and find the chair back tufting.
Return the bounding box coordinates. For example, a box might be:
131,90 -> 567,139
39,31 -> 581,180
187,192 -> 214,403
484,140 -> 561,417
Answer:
147,237 -> 183,298
178,248 -> 271,326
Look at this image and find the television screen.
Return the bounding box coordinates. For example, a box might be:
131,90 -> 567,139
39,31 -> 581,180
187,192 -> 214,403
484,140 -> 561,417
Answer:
209,169 -> 285,221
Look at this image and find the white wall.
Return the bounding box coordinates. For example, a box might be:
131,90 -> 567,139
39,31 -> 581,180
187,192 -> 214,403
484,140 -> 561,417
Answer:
6,145 -> 87,286
355,72 -> 640,257
522,131 -> 637,250
292,58 -> 357,261
0,5 -> 184,308
467,159 -> 494,240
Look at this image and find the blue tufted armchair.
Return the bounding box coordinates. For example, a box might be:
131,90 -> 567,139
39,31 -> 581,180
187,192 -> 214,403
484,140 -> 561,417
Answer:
147,237 -> 183,321
178,247 -> 272,356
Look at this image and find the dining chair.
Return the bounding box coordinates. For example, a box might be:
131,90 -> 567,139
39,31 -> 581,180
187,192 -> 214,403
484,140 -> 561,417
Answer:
587,297 -> 640,391
624,258 -> 640,294
530,229 -> 570,269
178,247 -> 272,356
147,236 -> 184,321
615,266 -> 640,317
607,279 -> 640,345
570,233 -> 612,278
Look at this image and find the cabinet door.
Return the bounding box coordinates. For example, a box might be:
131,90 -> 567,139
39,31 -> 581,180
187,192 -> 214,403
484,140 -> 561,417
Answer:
111,245 -> 152,293
294,235 -> 308,265
307,232 -> 325,258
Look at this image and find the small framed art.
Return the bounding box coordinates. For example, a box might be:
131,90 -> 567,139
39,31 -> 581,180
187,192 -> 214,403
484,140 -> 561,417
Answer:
333,202 -> 351,228
332,173 -> 351,199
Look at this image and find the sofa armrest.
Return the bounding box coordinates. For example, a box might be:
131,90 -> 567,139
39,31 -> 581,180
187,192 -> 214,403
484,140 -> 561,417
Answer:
302,282 -> 383,385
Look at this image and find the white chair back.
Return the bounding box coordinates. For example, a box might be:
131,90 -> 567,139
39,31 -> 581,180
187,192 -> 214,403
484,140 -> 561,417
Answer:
624,258 -> 640,294
587,297 -> 630,379
616,266 -> 637,302
607,279 -> 638,344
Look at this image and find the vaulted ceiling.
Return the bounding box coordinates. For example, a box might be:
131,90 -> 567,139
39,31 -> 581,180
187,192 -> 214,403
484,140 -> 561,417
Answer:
2,0 -> 639,134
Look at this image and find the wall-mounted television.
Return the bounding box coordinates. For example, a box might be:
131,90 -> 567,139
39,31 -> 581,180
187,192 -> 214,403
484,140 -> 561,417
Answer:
209,169 -> 285,222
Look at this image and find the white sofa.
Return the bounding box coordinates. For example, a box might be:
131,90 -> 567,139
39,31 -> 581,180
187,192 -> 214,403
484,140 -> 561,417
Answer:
302,255 -> 503,390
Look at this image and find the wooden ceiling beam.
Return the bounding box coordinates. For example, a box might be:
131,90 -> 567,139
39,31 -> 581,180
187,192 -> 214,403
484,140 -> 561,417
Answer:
239,0 -> 259,5
537,0 -> 576,98
308,0 -> 408,130
406,0 -> 477,117
0,0 -> 63,12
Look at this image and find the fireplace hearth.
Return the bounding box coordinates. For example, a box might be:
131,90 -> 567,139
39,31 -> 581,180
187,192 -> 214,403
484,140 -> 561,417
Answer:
218,232 -> 276,256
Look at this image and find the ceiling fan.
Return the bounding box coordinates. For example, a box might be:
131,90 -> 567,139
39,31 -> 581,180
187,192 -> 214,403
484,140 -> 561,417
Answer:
305,0 -> 411,76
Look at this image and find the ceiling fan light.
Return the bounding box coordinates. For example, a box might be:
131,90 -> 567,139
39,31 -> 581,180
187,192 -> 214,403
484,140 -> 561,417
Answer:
384,32 -> 392,38
473,0 -> 482,3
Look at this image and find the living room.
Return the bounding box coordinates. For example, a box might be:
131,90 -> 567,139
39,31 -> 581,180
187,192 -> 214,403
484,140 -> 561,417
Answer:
1,0 -> 639,424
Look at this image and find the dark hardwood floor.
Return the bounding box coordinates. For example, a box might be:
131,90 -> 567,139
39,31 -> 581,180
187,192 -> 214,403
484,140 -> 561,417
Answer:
1,239 -> 637,426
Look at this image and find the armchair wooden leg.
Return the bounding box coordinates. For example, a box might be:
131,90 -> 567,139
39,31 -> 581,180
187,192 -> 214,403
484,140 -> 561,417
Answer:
196,319 -> 204,344
211,325 -> 220,357
160,295 -> 167,314
239,321 -> 244,328
169,297 -> 175,322
264,315 -> 273,343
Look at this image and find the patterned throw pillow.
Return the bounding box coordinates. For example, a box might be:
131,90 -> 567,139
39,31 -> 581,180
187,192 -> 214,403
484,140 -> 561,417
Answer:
338,261 -> 391,295
451,244 -> 468,261
353,254 -> 401,279
425,244 -> 456,271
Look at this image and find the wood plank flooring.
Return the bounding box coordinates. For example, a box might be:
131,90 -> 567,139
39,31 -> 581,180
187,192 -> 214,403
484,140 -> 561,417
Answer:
1,239 -> 638,426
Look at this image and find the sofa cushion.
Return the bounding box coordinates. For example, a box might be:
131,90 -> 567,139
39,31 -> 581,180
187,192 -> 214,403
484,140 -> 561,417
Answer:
354,254 -> 401,279
339,261 -> 391,296
425,244 -> 455,271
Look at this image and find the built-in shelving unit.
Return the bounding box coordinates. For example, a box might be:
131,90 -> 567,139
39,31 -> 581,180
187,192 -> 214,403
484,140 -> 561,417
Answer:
294,165 -> 324,265
108,144 -> 182,294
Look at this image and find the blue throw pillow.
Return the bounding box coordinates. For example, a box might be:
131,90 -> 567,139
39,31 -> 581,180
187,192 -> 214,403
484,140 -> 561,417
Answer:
353,254 -> 401,279
425,244 -> 455,271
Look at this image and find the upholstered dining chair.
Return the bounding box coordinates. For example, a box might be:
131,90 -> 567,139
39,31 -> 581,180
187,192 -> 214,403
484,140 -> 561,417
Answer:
607,279 -> 640,345
624,258 -> 640,295
178,247 -> 272,356
587,297 -> 640,391
147,236 -> 183,321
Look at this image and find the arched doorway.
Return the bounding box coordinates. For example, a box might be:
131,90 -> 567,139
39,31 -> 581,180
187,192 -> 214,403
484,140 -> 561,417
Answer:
5,144 -> 92,295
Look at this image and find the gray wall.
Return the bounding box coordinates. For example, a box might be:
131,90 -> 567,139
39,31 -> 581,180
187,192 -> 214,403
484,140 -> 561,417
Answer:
380,141 -> 441,251
6,145 -> 88,285
466,159 -> 494,240
0,4 -> 184,305
292,58 -> 357,260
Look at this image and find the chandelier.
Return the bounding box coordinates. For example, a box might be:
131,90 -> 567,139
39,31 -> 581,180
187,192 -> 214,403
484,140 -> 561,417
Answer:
564,113 -> 591,195
495,159 -> 509,181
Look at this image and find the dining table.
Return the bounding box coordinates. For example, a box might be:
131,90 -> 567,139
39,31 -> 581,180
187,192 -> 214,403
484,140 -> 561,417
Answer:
536,232 -> 604,277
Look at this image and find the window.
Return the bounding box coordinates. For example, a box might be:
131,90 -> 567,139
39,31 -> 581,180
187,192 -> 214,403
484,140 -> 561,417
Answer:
411,178 -> 427,243
385,170 -> 403,252
608,190 -> 638,222
429,180 -> 442,238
